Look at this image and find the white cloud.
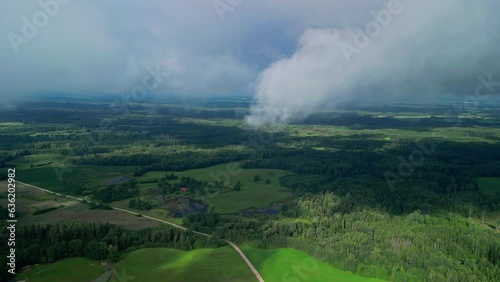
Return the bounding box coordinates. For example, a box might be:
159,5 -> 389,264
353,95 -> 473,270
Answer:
1,0 -> 498,111
246,0 -> 500,125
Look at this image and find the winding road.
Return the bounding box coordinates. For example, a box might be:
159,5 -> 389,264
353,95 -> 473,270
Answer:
18,181 -> 265,282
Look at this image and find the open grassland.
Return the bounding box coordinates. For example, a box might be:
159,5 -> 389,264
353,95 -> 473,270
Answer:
111,247 -> 256,282
138,163 -> 293,214
14,257 -> 103,282
241,246 -> 385,282
2,181 -> 159,230
477,177 -> 500,195
110,199 -> 185,226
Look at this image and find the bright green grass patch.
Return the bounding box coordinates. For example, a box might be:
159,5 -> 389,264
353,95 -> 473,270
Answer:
241,246 -> 385,282
477,177 -> 500,195
18,165 -> 137,193
138,163 -> 293,214
111,247 -> 255,282
14,257 -> 103,282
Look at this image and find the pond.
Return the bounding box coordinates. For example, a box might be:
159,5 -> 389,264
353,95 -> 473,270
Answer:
165,197 -> 208,217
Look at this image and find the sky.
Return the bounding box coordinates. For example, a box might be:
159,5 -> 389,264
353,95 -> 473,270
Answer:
1,0 -> 500,124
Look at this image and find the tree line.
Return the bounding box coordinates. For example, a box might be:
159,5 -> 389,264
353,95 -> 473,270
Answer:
0,222 -> 225,279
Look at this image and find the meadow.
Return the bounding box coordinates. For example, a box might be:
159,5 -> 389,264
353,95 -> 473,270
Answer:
110,247 -> 256,282
241,246 -> 384,282
13,246 -> 384,282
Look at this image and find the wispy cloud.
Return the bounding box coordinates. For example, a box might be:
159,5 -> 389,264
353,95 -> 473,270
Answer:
246,0 -> 500,125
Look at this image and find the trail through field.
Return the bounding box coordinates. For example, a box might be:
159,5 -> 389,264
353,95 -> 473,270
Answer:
18,181 -> 265,282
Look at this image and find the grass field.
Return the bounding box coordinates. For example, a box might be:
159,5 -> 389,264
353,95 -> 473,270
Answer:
111,247 -> 256,282
2,181 -> 159,230
477,177 -> 500,195
138,163 -> 293,214
14,257 -> 104,282
241,246 -> 384,282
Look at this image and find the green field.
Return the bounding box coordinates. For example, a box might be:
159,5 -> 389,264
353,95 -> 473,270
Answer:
14,257 -> 104,282
477,177 -> 500,195
4,181 -> 160,230
138,163 -> 293,214
241,246 -> 384,282
111,247 -> 255,282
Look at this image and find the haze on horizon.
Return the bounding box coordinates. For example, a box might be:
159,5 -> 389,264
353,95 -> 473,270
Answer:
1,0 -> 499,124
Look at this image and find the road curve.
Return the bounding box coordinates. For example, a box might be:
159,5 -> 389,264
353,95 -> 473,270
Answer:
225,240 -> 265,282
18,181 -> 264,282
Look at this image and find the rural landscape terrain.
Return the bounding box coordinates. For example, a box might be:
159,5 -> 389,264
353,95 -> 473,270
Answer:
1,96 -> 499,281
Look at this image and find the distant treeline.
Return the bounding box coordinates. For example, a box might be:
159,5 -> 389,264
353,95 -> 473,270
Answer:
184,193 -> 500,282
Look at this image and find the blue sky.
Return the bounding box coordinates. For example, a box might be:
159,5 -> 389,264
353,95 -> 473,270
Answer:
1,0 -> 499,123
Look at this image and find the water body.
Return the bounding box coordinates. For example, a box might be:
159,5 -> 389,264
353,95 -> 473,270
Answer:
103,176 -> 130,186
240,204 -> 283,216
165,197 -> 208,217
